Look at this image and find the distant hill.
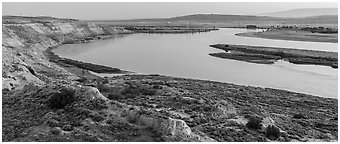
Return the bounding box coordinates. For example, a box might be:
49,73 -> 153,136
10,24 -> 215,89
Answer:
93,14 -> 283,23
167,14 -> 282,22
260,8 -> 338,18
91,14 -> 338,25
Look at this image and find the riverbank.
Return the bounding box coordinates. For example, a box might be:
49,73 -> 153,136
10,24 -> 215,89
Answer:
209,44 -> 338,68
45,47 -> 131,74
2,16 -> 338,142
236,29 -> 338,43
124,26 -> 218,33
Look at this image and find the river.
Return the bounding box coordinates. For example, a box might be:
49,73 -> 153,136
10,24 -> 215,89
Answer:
53,28 -> 338,98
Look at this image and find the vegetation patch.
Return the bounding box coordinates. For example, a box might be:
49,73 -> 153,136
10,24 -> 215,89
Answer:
246,115 -> 263,130
121,84 -> 157,96
48,87 -> 76,109
265,125 -> 281,140
293,113 -> 307,119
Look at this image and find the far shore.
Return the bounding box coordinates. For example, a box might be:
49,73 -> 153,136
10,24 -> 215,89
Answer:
236,29 -> 338,43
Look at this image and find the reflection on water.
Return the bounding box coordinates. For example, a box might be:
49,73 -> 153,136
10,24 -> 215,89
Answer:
273,60 -> 337,78
54,28 -> 338,98
57,34 -> 131,56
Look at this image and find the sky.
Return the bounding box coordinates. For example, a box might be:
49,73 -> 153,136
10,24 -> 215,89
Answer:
2,2 -> 338,20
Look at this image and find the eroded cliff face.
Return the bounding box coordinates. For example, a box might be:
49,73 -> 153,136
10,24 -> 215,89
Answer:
2,17 -> 130,90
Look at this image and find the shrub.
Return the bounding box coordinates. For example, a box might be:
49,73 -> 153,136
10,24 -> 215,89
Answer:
48,87 -> 76,109
96,84 -> 111,92
50,127 -> 61,135
265,125 -> 281,140
275,51 -> 286,57
246,115 -> 262,129
61,124 -> 73,131
120,86 -> 136,95
75,77 -> 87,83
102,78 -> 109,84
140,87 -> 156,95
109,119 -> 131,132
90,113 -> 105,122
152,85 -> 162,89
107,93 -> 123,100
293,113 -> 306,119
46,119 -> 61,127
84,98 -> 108,110
121,85 -> 156,96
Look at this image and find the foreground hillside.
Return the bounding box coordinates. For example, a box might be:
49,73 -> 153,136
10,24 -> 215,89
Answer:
2,16 -> 131,90
2,16 -> 338,142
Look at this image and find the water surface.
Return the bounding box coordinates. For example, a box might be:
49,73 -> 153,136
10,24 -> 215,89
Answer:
54,28 -> 338,98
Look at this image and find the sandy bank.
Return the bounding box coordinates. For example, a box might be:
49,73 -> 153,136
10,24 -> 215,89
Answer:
236,29 -> 338,43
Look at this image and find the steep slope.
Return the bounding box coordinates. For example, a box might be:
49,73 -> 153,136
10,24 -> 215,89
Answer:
2,16 -> 130,90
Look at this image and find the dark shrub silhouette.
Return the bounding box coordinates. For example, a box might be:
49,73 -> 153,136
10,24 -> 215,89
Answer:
293,113 -> 307,119
246,115 -> 262,129
75,77 -> 87,83
107,93 -> 123,100
102,78 -> 109,84
121,85 -> 156,96
96,84 -> 111,92
48,87 -> 76,109
265,125 -> 281,140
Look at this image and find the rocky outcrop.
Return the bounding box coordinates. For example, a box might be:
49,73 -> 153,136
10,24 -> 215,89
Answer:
2,16 -> 131,90
120,102 -> 208,141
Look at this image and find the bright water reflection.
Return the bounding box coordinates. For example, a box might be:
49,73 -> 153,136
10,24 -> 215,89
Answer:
54,28 -> 338,98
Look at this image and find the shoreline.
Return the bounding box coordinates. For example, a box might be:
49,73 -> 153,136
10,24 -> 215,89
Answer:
49,35 -> 337,98
124,25 -> 219,33
45,46 -> 131,74
236,29 -> 338,43
49,33 -> 337,98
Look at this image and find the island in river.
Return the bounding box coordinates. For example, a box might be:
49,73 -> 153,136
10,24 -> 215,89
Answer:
236,28 -> 338,43
2,16 -> 338,142
209,44 -> 338,68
